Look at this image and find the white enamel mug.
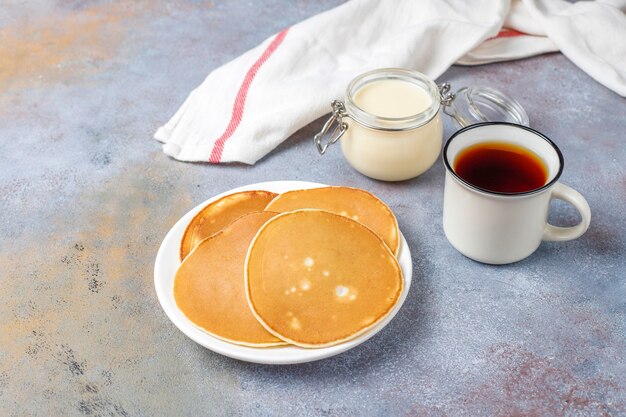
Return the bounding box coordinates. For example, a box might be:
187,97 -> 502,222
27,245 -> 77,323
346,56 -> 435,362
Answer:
442,123 -> 591,265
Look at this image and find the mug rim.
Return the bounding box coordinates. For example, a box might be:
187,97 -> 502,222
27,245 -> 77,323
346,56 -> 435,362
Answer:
442,122 -> 565,197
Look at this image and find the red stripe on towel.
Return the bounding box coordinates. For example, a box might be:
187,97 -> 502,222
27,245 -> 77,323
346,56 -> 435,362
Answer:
487,29 -> 526,41
208,28 -> 289,163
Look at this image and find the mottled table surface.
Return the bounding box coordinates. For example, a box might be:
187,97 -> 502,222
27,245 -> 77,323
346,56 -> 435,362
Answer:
1,1 -> 624,416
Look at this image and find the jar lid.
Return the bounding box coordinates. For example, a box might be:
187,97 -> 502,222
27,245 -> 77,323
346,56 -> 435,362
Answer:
442,85 -> 529,127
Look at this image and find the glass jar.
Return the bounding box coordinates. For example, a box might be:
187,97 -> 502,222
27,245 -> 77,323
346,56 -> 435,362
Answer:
315,68 -> 529,182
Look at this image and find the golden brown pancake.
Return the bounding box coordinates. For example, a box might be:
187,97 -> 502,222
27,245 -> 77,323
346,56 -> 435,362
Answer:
180,190 -> 277,261
265,186 -> 400,255
245,209 -> 403,348
174,211 -> 285,347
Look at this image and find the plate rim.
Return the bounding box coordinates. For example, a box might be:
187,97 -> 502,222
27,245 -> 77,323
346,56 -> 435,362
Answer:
154,180 -> 413,365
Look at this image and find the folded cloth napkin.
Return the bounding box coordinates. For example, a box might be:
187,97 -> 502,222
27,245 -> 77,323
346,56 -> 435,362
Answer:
458,0 -> 559,66
462,0 -> 626,97
155,0 -> 626,164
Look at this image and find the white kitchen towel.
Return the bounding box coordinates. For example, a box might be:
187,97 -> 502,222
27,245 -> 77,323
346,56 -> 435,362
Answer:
458,0 -> 559,65
461,0 -> 626,98
457,29 -> 559,66
522,0 -> 626,96
155,0 -> 626,164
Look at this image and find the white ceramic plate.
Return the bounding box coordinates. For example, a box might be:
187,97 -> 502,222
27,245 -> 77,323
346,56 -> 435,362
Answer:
154,181 -> 413,364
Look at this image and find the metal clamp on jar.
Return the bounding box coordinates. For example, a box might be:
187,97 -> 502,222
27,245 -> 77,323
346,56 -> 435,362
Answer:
315,68 -> 529,181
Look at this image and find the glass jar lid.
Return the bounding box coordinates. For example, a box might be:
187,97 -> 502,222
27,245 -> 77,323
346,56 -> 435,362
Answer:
443,85 -> 529,127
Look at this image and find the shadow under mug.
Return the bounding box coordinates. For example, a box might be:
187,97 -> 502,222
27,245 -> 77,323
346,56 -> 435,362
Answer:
442,122 -> 591,265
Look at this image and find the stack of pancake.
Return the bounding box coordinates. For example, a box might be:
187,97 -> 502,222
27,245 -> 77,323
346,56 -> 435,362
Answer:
174,186 -> 403,349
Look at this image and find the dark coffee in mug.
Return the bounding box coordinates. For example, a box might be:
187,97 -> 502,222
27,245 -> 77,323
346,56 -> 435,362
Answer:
443,123 -> 590,264
453,141 -> 548,193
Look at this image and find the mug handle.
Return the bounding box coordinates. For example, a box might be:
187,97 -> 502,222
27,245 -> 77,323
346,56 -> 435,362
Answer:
543,183 -> 591,242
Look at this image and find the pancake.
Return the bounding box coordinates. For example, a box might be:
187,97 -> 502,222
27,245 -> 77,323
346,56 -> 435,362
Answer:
245,209 -> 403,348
180,190 -> 277,261
174,211 -> 285,347
265,186 -> 400,255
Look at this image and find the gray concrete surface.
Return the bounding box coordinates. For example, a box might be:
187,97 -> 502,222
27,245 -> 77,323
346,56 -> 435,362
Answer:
1,1 -> 624,416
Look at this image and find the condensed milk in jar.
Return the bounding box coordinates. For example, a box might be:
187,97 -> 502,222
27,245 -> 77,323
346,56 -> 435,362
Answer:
315,69 -> 444,181
315,68 -> 529,182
